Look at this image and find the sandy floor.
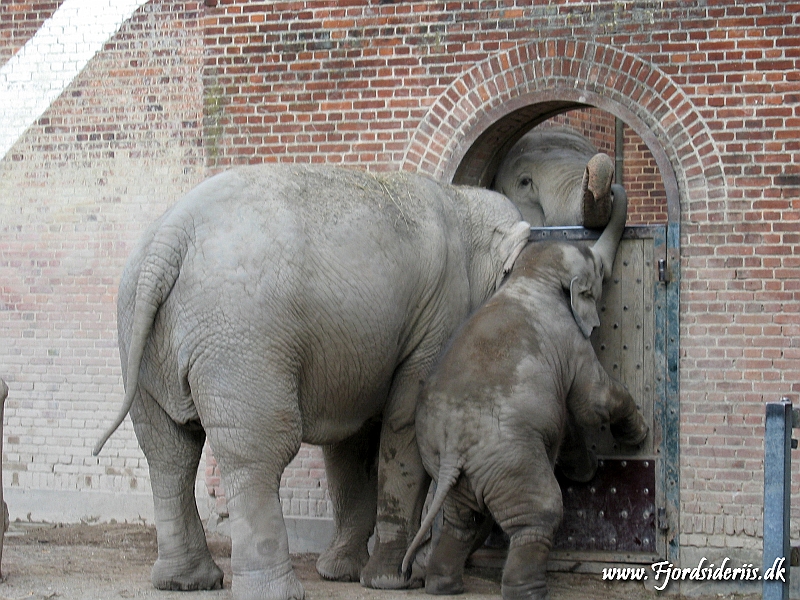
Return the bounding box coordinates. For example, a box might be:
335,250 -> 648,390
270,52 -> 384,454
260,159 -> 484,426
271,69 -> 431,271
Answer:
0,522 -> 760,600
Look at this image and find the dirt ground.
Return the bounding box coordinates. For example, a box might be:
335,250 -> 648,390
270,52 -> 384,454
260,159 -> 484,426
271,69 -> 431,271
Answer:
0,522 -> 761,600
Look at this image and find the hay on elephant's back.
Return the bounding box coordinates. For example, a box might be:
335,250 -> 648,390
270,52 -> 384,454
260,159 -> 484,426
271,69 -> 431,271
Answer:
285,165 -> 422,230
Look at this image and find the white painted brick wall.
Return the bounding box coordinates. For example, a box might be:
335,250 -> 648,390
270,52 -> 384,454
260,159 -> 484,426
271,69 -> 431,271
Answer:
0,0 -> 150,160
1,0 -> 206,523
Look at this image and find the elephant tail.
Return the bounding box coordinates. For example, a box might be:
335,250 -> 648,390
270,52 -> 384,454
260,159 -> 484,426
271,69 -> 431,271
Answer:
92,223 -> 188,456
401,455 -> 463,577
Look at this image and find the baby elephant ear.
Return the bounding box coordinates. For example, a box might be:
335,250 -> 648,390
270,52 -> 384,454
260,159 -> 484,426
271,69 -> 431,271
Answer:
570,276 -> 600,338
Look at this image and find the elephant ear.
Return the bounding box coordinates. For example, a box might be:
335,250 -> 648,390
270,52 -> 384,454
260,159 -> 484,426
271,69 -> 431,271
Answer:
569,275 -> 600,338
494,220 -> 532,290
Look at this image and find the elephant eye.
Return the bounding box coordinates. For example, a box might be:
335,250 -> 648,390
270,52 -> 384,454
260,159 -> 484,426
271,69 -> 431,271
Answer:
518,176 -> 532,188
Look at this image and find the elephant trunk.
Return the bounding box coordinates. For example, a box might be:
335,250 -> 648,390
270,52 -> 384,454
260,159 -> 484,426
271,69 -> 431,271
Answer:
591,184 -> 627,283
584,153 -> 614,201
581,153 -> 615,229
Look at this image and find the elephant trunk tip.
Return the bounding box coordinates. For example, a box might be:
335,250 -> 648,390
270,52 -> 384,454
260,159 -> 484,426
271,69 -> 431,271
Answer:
586,153 -> 614,198
582,154 -> 615,229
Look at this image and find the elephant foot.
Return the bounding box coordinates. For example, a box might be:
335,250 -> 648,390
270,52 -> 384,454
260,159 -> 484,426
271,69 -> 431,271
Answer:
611,417 -> 649,447
151,554 -> 224,591
501,541 -> 550,600
557,452 -> 598,483
503,586 -> 549,600
316,544 -> 369,582
426,572 -> 464,595
425,529 -> 475,595
360,539 -> 423,590
232,562 -> 305,600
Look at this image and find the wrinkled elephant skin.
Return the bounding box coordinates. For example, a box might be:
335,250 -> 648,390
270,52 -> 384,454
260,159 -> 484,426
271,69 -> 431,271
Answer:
94,164 -> 531,600
403,186 -> 648,600
494,127 -> 616,228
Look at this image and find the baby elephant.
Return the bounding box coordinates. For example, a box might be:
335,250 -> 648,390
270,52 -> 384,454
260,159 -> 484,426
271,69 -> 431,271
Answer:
402,185 -> 648,600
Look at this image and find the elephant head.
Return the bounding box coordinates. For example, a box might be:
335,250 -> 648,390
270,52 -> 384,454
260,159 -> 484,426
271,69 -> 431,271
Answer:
493,126 -> 616,228
561,183 -> 628,338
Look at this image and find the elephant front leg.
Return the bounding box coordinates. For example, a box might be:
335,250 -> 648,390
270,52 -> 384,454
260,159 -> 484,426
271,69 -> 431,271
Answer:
316,419 -> 380,582
360,419 -> 429,589
608,382 -> 649,447
556,417 -> 597,483
593,375 -> 649,447
576,357 -> 649,448
130,390 -> 223,591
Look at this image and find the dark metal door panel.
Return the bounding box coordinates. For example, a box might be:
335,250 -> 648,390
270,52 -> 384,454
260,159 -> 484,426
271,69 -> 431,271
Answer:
554,459 -> 656,554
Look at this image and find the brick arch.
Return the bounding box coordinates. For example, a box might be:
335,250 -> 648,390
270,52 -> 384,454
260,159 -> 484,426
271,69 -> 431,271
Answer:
403,38 -> 725,225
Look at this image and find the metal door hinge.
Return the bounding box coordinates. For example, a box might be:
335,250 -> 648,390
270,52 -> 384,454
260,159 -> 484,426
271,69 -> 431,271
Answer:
658,259 -> 669,283
657,507 -> 669,530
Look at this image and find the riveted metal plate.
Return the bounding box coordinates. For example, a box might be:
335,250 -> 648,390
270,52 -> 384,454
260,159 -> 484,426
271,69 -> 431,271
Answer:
554,459 -> 656,553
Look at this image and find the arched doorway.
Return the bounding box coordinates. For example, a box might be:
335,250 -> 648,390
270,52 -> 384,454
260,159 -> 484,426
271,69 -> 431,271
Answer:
402,39 -> 701,565
454,101 -> 677,569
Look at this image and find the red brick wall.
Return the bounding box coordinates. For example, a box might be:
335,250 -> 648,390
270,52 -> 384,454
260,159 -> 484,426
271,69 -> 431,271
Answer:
544,108 -> 668,223
547,108 -> 617,156
3,0 -> 800,564
623,125 -> 669,224
181,0 -> 800,558
0,1 -> 63,63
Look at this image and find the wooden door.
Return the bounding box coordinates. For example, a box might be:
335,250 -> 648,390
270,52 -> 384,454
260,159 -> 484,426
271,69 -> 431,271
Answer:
531,225 -> 669,566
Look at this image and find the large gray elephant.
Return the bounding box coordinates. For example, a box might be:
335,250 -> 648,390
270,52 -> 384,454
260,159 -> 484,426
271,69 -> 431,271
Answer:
93,164 -> 531,600
402,185 -> 649,600
493,126 -> 616,228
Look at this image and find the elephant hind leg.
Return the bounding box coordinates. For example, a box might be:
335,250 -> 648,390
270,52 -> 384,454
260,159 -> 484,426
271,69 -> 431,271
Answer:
482,449 -> 562,600
426,490 -> 488,596
129,388 -> 223,591
200,372 -> 305,600
317,418 -> 380,582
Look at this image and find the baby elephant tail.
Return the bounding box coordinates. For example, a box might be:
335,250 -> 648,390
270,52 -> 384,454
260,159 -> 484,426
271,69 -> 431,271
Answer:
401,456 -> 462,577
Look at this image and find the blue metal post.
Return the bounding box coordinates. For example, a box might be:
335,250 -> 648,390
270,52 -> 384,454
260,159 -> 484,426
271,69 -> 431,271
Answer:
763,397 -> 792,600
